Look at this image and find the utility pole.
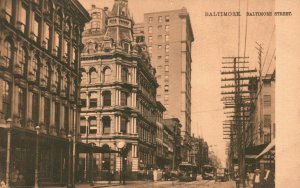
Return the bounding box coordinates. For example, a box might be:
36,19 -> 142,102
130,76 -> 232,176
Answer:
221,56 -> 256,188
256,42 -> 264,145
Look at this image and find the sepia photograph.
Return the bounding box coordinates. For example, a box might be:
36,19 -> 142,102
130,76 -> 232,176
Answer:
0,0 -> 299,187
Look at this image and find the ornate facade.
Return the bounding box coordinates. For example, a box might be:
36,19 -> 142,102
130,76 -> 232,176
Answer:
80,1 -> 161,180
0,0 -> 89,187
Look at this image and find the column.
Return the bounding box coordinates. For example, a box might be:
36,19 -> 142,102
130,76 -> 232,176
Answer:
86,91 -> 89,108
85,116 -> 89,140
97,90 -> 101,107
96,115 -> 101,135
5,128 -> 11,188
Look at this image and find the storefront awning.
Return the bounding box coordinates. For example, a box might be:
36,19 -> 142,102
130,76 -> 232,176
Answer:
256,139 -> 275,159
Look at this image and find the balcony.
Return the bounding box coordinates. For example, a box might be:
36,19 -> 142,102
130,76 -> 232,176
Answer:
14,63 -> 24,77
16,21 -> 25,33
40,77 -> 47,88
28,72 -> 36,83
0,9 -> 12,23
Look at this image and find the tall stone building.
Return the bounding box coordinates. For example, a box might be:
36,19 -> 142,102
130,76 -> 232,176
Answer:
80,1 -> 162,180
134,8 -> 194,161
0,0 -> 89,186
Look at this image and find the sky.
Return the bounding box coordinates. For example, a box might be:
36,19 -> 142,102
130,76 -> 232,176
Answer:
79,0 -> 276,167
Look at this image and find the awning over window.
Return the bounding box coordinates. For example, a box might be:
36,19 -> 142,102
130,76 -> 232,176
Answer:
256,139 -> 275,159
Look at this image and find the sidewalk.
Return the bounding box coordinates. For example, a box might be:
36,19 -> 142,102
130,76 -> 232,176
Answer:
47,181 -> 154,188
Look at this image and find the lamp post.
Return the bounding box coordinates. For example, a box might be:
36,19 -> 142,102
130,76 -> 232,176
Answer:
116,141 -> 126,184
5,118 -> 12,188
34,125 -> 40,188
90,143 -> 95,186
67,134 -> 72,188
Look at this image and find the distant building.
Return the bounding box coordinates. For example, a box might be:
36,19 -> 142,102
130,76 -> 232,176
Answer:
0,0 -> 89,186
245,70 -> 275,170
133,8 -> 194,162
163,118 -> 182,169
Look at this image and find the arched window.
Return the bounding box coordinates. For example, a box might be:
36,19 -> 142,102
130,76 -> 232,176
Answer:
1,79 -> 10,119
121,67 -> 128,82
3,39 -> 13,68
32,55 -> 39,79
120,117 -> 127,134
81,69 -> 87,84
89,117 -> 97,134
18,47 -> 26,75
103,67 -> 111,83
102,116 -> 111,134
89,68 -> 98,83
102,91 -> 111,106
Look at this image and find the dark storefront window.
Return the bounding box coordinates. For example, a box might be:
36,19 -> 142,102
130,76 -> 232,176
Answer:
55,102 -> 60,133
64,106 -> 69,134
44,97 -> 50,132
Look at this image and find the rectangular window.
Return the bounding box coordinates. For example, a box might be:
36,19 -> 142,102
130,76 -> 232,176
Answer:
264,95 -> 271,107
158,16 -> 162,23
32,93 -> 39,124
90,98 -> 97,108
5,0 -> 12,22
89,118 -> 97,134
43,23 -> 50,49
80,118 -> 87,134
165,35 -> 169,42
165,44 -> 169,53
165,16 -> 170,22
148,26 -> 152,33
1,80 -> 10,119
165,55 -> 169,60
264,115 -> 271,128
121,92 -> 127,106
120,118 -> 127,134
158,25 -> 162,31
32,14 -> 40,42
81,99 -> 87,107
164,94 -> 169,101
19,4 -> 27,33
165,65 -> 169,72
63,40 -> 69,59
148,17 -> 153,24
17,87 -> 26,125
165,25 -> 169,32
148,36 -> 152,44
148,46 -> 152,54
164,85 -> 169,92
54,32 -> 60,56
158,45 -> 162,49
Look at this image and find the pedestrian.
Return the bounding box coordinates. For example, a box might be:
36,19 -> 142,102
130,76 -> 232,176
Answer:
235,172 -> 240,188
264,168 -> 275,188
253,169 -> 261,188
